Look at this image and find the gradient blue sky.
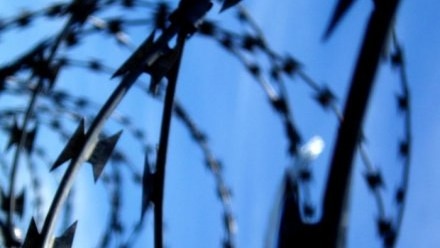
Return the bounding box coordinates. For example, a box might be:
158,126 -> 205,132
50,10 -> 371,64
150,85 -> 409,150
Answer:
1,0 -> 439,247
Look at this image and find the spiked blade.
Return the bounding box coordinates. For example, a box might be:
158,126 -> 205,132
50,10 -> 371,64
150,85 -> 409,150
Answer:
6,120 -> 38,154
145,45 -> 180,94
50,119 -> 123,182
112,30 -> 156,78
51,119 -> 86,170
1,189 -> 25,218
220,0 -> 241,12
323,0 -> 356,40
15,39 -> 50,68
6,121 -> 21,151
22,218 -> 42,248
87,131 -> 123,182
53,221 -> 78,248
22,218 -> 78,248
141,152 -> 154,221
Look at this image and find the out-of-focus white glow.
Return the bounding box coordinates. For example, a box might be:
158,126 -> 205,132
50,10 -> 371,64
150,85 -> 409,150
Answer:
300,136 -> 325,160
13,227 -> 22,240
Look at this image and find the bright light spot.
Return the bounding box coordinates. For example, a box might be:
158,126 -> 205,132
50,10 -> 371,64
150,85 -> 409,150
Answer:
300,136 -> 325,160
13,227 -> 22,240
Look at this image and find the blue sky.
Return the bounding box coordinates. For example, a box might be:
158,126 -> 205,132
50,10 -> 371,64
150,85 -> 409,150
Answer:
0,0 -> 439,247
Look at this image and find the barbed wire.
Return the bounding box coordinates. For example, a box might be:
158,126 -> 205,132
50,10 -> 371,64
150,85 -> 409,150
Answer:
0,1 -> 238,246
0,1 -> 412,247
197,4 -> 412,247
